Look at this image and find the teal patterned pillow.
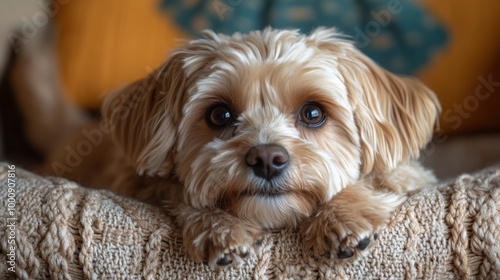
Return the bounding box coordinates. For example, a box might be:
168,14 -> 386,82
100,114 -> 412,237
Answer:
160,0 -> 448,75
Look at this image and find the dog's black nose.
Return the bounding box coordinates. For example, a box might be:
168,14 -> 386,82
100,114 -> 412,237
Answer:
246,144 -> 289,180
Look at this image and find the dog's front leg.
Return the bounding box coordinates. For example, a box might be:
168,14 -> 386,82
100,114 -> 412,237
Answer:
300,183 -> 405,260
173,204 -> 263,268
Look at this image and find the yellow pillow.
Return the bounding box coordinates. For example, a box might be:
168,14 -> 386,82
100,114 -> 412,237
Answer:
419,0 -> 500,133
55,0 -> 189,109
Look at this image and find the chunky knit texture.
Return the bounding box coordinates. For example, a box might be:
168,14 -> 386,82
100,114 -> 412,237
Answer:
0,162 -> 499,279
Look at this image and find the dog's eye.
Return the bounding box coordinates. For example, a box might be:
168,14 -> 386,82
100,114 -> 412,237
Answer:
299,102 -> 326,128
206,104 -> 235,128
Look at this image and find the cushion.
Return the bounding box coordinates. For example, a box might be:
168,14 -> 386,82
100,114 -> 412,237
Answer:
1,162 -> 499,279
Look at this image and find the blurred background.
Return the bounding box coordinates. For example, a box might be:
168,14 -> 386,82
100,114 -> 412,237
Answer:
0,0 -> 499,180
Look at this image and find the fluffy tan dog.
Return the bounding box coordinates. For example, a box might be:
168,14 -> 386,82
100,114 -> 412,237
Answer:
95,27 -> 441,267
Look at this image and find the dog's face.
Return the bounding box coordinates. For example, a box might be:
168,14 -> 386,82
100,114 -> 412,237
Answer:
103,28 -> 440,228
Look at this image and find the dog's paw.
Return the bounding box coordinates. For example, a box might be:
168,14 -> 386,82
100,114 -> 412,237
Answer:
300,203 -> 386,261
181,209 -> 262,268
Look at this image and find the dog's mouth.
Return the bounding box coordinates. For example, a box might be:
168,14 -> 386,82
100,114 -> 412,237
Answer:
237,181 -> 293,197
217,188 -> 291,210
240,188 -> 291,197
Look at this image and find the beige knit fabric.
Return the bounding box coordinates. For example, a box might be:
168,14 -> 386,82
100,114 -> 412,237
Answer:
0,162 -> 499,279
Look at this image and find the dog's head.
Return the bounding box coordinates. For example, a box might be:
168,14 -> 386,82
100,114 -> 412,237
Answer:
103,28 -> 440,228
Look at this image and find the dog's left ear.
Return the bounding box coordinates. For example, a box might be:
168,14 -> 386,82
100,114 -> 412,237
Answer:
310,28 -> 441,174
340,49 -> 441,175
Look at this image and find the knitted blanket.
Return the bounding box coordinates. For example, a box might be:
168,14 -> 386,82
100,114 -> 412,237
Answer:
0,163 -> 499,279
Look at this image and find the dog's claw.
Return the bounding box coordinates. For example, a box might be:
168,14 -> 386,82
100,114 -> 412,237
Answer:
240,250 -> 249,258
216,254 -> 233,266
337,247 -> 354,259
357,237 -> 371,251
373,233 -> 379,240
324,251 -> 332,259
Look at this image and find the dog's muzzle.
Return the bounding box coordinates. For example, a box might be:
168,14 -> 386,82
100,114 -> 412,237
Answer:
245,144 -> 289,181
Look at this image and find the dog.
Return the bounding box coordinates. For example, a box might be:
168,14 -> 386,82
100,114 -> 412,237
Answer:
48,27 -> 441,268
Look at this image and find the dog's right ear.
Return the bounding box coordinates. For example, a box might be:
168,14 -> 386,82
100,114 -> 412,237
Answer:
102,42 -> 216,177
102,34 -> 222,177
101,55 -> 184,177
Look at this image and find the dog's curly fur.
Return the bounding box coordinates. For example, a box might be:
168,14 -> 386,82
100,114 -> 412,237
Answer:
49,28 -> 441,268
